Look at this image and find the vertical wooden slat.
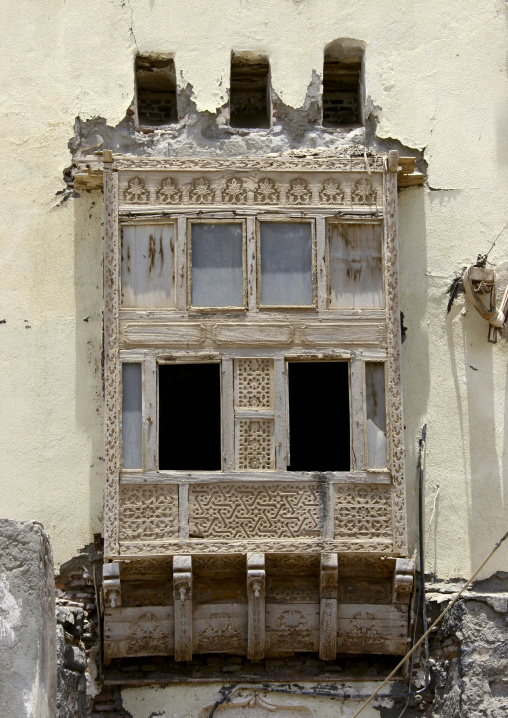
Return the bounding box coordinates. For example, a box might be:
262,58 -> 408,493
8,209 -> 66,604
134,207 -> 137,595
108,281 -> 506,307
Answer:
175,216 -> 187,311
316,216 -> 327,311
319,553 -> 338,660
144,355 -> 157,472
222,357 -> 235,472
350,356 -> 366,472
246,216 -> 257,312
173,556 -> 192,661
274,357 -> 287,470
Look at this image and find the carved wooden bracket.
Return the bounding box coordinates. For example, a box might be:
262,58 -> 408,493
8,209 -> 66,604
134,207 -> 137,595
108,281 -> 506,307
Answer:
103,561 -> 122,608
247,553 -> 266,660
319,552 -> 338,660
392,557 -> 414,604
173,555 -> 192,661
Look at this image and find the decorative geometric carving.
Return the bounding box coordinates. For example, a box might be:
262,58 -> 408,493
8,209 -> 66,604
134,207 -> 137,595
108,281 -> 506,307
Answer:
189,484 -> 323,540
247,553 -> 265,660
120,558 -> 173,579
124,176 -> 149,204
222,177 -> 247,204
351,177 -> 377,205
338,610 -> 385,653
197,611 -> 243,651
334,485 -> 393,543
126,611 -> 172,654
119,485 -> 178,541
237,419 -> 274,470
287,178 -> 312,205
266,579 -> 318,604
319,178 -> 344,204
189,177 -> 214,204
156,177 -> 182,204
254,177 -> 279,204
103,167 -> 120,556
266,554 -> 320,575
270,609 -> 314,651
236,358 -> 272,408
103,562 -> 122,608
173,556 -> 192,661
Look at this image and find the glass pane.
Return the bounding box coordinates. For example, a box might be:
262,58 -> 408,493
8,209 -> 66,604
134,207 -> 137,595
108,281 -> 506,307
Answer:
366,362 -> 386,469
122,363 -> 142,469
121,224 -> 175,308
329,223 -> 384,309
260,222 -> 313,306
191,223 -> 243,307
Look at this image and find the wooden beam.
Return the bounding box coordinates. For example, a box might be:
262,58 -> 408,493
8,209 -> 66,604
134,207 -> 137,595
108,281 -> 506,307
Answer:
103,561 -> 122,608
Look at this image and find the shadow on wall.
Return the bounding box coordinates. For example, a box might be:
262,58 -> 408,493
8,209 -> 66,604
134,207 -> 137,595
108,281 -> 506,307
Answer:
447,252 -> 508,576
74,192 -> 105,537
398,186 -> 429,561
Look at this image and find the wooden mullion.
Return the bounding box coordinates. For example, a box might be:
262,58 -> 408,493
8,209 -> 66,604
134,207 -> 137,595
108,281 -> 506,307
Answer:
350,356 -> 366,472
274,356 -> 287,470
316,216 -> 327,311
222,357 -> 235,472
175,216 -> 187,311
144,355 -> 157,471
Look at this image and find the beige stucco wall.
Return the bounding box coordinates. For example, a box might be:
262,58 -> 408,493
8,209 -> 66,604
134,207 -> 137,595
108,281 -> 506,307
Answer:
1,0 -> 507,584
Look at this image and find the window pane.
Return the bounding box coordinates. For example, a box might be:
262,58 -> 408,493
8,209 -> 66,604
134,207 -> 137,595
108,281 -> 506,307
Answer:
328,223 -> 383,309
121,224 -> 175,308
159,364 -> 221,470
288,362 -> 350,471
191,223 -> 243,307
260,222 -> 313,306
366,362 -> 386,469
122,363 -> 142,469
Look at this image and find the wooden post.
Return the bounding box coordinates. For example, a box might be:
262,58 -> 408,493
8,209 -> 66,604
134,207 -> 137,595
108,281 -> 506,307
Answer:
247,553 -> 265,660
173,556 -> 192,661
319,552 -> 338,660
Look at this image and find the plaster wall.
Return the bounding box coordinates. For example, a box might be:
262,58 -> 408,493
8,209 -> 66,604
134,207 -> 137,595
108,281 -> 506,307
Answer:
1,0 -> 508,583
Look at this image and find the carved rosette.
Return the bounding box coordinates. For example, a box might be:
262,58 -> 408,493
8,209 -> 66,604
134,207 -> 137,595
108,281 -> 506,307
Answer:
198,611 -> 243,652
338,610 -> 384,653
156,177 -> 182,204
287,178 -> 312,205
254,177 -> 279,204
270,610 -> 314,651
126,611 -> 172,655
319,178 -> 344,204
124,176 -> 149,204
351,177 -> 377,205
222,177 -> 247,204
189,177 -> 214,204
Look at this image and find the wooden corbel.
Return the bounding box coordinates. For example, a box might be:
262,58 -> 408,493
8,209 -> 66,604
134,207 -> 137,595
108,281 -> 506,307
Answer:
319,552 -> 338,660
392,558 -> 414,604
102,561 -> 121,609
247,553 -> 265,660
173,556 -> 192,661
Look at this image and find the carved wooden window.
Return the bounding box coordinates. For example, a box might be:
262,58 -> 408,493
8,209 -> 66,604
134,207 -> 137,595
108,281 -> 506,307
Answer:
102,153 -> 411,665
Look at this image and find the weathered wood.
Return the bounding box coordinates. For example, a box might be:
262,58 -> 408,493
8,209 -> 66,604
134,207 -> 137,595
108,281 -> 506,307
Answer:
103,562 -> 122,608
247,553 -> 266,660
337,603 -> 408,655
214,324 -> 294,345
192,602 -> 247,654
222,357 -> 235,472
301,323 -> 385,345
392,557 -> 414,604
273,357 -> 287,470
144,356 -> 157,472
121,223 -> 175,309
266,604 -> 319,654
175,217 -> 187,311
123,323 -> 206,345
319,553 -> 338,660
316,216 -> 327,311
103,606 -> 174,663
173,556 -> 192,661
350,357 -> 366,472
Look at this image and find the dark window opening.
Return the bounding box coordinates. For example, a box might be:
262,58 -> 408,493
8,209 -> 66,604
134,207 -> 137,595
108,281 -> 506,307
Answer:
159,363 -> 221,470
136,55 -> 177,126
230,52 -> 271,129
288,362 -> 350,471
323,41 -> 363,127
